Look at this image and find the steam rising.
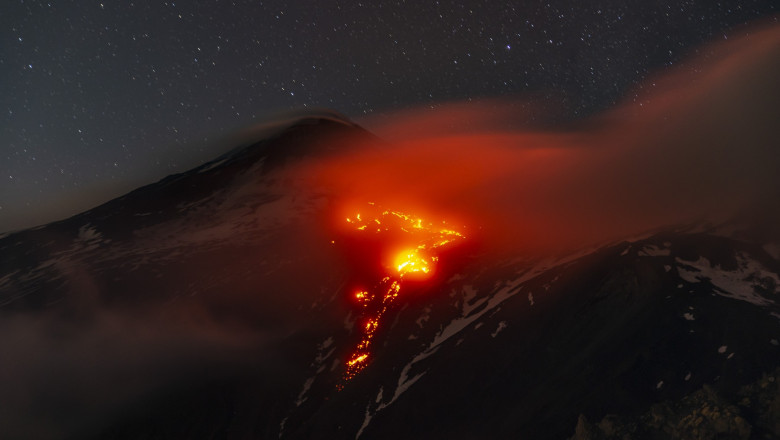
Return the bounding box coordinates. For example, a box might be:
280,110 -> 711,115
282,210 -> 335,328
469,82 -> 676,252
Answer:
0,23 -> 777,439
301,24 -> 780,253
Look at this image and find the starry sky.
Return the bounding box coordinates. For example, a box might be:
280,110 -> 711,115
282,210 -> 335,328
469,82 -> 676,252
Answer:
1,0 -> 777,232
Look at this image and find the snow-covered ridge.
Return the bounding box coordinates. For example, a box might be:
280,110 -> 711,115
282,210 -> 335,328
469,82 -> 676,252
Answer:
354,249 -> 599,438
676,252 -> 778,307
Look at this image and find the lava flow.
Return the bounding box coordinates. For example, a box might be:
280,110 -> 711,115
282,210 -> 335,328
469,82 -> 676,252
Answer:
340,203 -> 465,384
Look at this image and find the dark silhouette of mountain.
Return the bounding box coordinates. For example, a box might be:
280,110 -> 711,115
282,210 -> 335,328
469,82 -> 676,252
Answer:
0,113 -> 778,440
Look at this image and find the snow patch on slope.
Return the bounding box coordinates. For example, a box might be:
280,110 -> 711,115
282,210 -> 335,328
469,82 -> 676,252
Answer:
355,251 -> 597,438
491,321 -> 507,337
638,244 -> 671,257
198,157 -> 230,173
356,348 -> 438,439
676,253 -> 778,307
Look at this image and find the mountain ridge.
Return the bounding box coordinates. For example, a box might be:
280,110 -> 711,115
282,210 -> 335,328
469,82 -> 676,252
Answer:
0,113 -> 778,439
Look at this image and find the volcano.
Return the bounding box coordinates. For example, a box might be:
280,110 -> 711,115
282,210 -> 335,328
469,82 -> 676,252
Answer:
1,113 -> 779,440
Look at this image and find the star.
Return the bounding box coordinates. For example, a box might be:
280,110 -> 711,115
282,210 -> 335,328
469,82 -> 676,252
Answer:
0,0 -> 776,232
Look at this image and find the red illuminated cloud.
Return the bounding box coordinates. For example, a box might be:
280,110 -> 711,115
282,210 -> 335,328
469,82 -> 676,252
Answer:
296,23 -> 780,255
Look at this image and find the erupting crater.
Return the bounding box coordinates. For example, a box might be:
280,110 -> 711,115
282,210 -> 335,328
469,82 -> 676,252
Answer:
338,202 -> 466,385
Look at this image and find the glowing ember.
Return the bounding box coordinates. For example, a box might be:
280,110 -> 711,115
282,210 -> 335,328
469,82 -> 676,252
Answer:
340,203 -> 465,384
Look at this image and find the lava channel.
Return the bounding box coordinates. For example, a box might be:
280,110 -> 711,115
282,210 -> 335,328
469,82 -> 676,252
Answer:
339,203 -> 465,385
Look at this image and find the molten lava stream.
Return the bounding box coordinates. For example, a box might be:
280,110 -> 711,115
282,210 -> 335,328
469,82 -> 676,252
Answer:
339,203 -> 465,385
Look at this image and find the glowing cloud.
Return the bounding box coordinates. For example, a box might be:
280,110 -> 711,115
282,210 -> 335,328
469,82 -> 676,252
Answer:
299,24 -> 780,255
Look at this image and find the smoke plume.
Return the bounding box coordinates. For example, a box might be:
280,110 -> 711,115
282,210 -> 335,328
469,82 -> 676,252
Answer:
299,24 -> 780,254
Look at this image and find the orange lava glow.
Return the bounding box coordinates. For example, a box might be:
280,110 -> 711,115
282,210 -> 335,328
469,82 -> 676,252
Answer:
340,203 -> 465,383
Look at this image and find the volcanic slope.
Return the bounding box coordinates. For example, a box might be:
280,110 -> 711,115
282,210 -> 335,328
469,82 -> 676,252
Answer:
0,114 -> 379,439
0,114 -> 778,440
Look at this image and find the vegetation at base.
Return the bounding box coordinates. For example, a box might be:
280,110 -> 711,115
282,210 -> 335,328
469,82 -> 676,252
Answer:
570,368 -> 780,440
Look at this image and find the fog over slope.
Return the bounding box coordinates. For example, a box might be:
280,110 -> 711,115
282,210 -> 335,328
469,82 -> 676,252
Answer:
0,22 -> 777,440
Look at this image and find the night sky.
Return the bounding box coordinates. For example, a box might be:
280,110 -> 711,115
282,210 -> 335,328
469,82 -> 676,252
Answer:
1,1 -> 777,232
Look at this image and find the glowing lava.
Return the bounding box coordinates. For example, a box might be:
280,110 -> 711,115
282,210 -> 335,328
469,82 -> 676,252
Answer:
341,203 -> 465,384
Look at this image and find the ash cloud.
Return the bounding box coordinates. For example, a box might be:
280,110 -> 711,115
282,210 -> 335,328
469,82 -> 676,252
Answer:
300,24 -> 780,254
